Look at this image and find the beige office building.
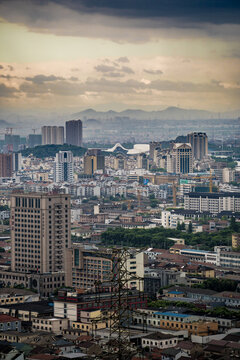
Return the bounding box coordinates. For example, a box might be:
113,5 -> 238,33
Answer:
172,143 -> 193,174
11,192 -> 71,274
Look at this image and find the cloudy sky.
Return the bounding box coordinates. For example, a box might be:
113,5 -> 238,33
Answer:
0,0 -> 240,113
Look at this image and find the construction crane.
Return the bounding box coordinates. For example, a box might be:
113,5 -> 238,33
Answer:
191,170 -> 213,193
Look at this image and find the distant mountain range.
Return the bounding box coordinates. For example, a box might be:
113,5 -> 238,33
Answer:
0,119 -> 11,127
72,107 -> 240,121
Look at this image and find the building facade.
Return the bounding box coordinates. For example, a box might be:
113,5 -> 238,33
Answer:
187,132 -> 208,160
0,154 -> 12,177
10,192 -> 71,274
184,192 -> 240,214
66,120 -> 82,147
84,149 -> 105,175
172,143 -> 193,174
54,151 -> 74,183
41,126 -> 64,145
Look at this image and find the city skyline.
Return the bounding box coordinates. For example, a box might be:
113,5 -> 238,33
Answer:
0,0 -> 239,115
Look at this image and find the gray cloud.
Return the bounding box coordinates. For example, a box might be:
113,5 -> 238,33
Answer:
95,65 -> 116,73
117,56 -> 129,63
8,65 -> 14,71
144,69 -> 163,75
0,65 -> 4,70
0,0 -> 239,44
104,72 -> 124,78
25,74 -> 65,84
95,63 -> 134,75
0,83 -> 19,97
121,66 -> 134,74
17,75 -> 236,100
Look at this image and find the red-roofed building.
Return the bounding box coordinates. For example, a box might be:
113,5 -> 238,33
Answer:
0,314 -> 21,332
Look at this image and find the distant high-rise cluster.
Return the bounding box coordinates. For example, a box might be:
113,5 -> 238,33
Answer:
187,132 -> 208,160
54,151 -> 74,183
41,126 -> 64,145
66,120 -> 82,147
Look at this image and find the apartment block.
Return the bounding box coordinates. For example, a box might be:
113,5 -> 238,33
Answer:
184,192 -> 240,214
11,192 -> 71,274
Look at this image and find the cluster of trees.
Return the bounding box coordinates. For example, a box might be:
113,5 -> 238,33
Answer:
193,278 -> 239,292
101,227 -> 176,249
20,144 -> 87,159
100,223 -> 239,251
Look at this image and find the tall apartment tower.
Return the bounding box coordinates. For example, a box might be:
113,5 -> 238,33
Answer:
10,192 -> 71,274
149,141 -> 161,161
54,151 -> 74,183
12,153 -> 22,172
41,126 -> 64,145
0,153 -> 13,177
172,143 -> 193,174
83,149 -> 105,175
187,132 -> 208,160
66,120 -> 82,147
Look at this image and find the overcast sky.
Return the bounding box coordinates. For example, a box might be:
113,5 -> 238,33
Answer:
0,0 -> 239,113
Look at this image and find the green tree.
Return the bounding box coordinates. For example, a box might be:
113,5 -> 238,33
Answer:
188,222 -> 193,233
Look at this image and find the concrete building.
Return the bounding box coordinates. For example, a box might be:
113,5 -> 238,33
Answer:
12,153 -> 22,172
187,132 -> 208,160
232,233 -> 240,249
133,310 -> 218,336
222,167 -> 235,183
54,151 -> 74,183
0,314 -> 21,332
161,211 -> 185,229
137,153 -> 149,170
65,245 -> 112,289
27,134 -> 42,148
0,154 -> 12,177
141,332 -> 179,351
172,143 -> 193,174
149,141 -> 161,160
66,120 -> 82,147
84,149 -> 105,175
4,135 -> 20,152
32,317 -> 68,334
11,192 -> 71,273
184,192 -> 240,214
41,126 -> 64,145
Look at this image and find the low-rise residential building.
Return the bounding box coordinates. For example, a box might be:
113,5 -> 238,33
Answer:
32,317 -> 69,334
141,332 -> 179,350
133,311 -> 218,336
0,314 -> 21,332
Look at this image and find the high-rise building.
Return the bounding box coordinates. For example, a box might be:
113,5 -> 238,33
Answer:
27,134 -> 42,148
41,126 -> 64,145
187,132 -> 208,160
84,149 -> 105,175
137,153 -> 149,170
10,192 -> 71,274
0,153 -> 13,177
5,135 -> 20,152
12,153 -> 22,172
172,143 -> 193,174
66,120 -> 82,147
54,151 -> 74,183
149,141 -> 161,161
